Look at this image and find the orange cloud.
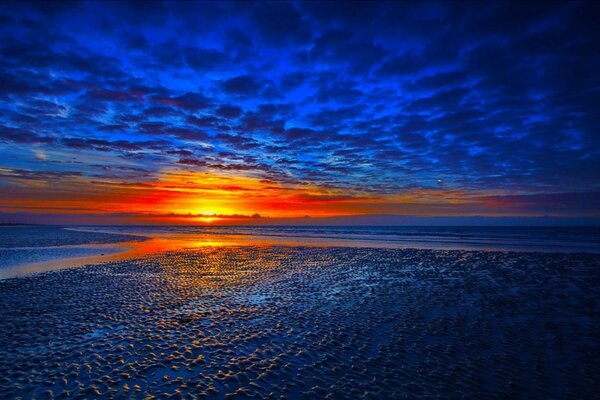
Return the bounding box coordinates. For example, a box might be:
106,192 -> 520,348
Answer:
3,166 -> 563,224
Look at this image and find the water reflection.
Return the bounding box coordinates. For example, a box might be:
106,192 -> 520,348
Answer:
4,225 -> 599,279
2,230 -> 408,279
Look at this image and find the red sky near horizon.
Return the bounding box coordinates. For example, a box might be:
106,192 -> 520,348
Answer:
2,167 -> 595,225
0,2 -> 599,224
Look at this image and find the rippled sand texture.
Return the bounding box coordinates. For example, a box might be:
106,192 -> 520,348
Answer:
1,247 -> 599,399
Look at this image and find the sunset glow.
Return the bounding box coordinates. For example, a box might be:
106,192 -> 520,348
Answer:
0,2 -> 598,225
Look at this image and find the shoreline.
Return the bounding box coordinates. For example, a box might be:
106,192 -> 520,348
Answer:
1,225 -> 599,280
4,238 -> 600,281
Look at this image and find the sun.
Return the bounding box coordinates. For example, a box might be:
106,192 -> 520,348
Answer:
198,209 -> 217,215
195,210 -> 220,224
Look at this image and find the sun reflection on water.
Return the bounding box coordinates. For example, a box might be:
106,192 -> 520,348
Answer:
1,230 -> 408,279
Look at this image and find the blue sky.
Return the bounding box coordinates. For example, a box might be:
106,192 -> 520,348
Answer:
0,1 -> 599,224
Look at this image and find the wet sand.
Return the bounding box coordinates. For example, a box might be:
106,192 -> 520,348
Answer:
7,225 -> 599,280
1,247 -> 599,399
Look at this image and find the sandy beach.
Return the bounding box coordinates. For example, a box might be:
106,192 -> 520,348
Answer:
1,246 -> 598,399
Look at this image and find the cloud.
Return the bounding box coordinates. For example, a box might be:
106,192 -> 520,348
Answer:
150,92 -> 212,111
477,192 -> 600,215
184,47 -> 226,71
0,1 -> 598,219
0,126 -> 55,144
221,75 -> 265,96
251,2 -> 311,46
216,105 -> 243,119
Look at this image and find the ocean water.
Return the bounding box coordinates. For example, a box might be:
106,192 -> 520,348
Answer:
0,225 -> 599,276
0,226 -> 141,271
72,224 -> 600,253
0,225 -> 140,248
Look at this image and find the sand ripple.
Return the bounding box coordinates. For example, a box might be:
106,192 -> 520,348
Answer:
0,247 -> 599,399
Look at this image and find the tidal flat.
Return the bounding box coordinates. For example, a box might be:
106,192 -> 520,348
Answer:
0,247 -> 599,399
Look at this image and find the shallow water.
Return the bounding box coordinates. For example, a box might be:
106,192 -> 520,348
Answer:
0,226 -> 143,278
72,225 -> 600,253
0,225 -> 141,248
0,247 -> 598,399
1,225 -> 599,278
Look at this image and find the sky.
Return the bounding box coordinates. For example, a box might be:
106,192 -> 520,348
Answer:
0,1 -> 599,225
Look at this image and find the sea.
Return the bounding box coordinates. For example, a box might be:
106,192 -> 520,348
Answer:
1,225 -> 599,277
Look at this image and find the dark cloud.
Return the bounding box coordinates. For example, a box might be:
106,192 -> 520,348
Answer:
251,2 -> 311,46
221,75 -> 264,96
216,105 -> 243,119
184,47 -> 226,71
376,53 -> 425,77
0,125 -> 55,144
478,192 -> 600,215
0,1 -> 598,216
215,133 -> 260,150
0,168 -> 82,181
60,137 -> 171,154
151,92 -> 212,111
